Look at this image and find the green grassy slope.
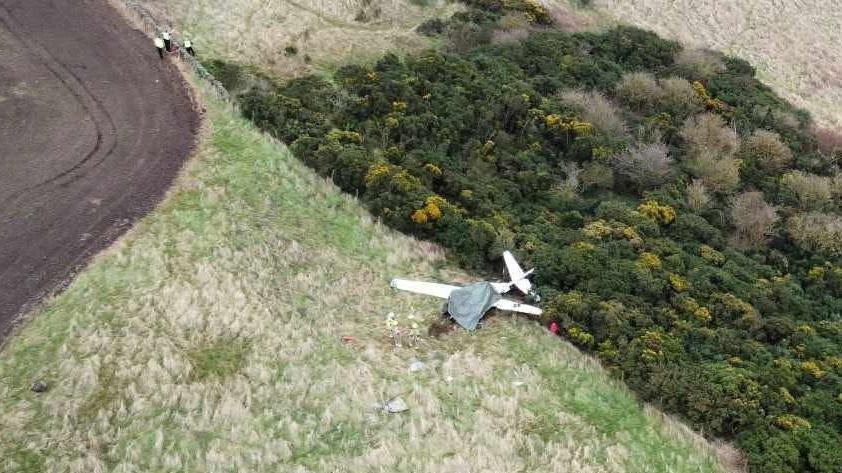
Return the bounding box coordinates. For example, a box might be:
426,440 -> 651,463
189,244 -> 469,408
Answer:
0,83 -> 727,472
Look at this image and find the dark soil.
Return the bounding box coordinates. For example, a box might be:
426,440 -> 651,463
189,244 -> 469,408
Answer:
0,0 -> 198,341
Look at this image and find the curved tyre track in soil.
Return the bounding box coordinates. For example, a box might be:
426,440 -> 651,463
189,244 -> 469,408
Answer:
0,0 -> 198,340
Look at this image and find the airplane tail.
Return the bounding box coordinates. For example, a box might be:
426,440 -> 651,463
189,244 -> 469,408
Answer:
503,250 -> 538,299
513,278 -> 532,295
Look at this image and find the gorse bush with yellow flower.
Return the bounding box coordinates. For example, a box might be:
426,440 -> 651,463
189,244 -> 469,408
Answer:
236,7 -> 842,471
637,199 -> 676,224
411,195 -> 448,224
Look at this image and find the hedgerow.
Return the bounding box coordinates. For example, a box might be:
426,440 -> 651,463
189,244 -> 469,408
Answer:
228,10 -> 842,472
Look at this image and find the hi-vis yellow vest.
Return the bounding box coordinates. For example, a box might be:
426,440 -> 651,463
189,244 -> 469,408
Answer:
154,37 -> 164,48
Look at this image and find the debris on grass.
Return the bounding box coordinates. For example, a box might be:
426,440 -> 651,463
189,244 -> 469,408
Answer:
382,396 -> 409,413
386,312 -> 423,348
386,312 -> 402,347
30,380 -> 48,393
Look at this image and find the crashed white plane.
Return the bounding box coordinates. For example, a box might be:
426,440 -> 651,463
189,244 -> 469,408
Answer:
390,251 -> 542,330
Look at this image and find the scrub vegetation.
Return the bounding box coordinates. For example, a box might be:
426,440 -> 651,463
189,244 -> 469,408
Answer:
230,4 -> 842,472
0,83 -> 728,472
591,0 -> 842,130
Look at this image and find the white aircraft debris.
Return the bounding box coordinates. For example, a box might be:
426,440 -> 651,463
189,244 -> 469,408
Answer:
390,251 -> 542,330
502,250 -> 540,302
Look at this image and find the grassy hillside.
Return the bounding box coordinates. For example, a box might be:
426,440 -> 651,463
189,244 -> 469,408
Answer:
141,0 -> 461,78
0,81 -> 729,472
233,5 -> 842,472
590,0 -> 842,130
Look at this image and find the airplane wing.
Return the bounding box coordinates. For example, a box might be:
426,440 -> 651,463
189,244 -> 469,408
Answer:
493,298 -> 542,315
503,250 -> 525,281
390,279 -> 459,299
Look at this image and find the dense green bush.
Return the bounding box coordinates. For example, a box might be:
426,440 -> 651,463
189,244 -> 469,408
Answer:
231,13 -> 842,473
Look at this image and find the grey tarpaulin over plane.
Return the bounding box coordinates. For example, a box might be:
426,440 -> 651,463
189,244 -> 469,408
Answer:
447,282 -> 502,330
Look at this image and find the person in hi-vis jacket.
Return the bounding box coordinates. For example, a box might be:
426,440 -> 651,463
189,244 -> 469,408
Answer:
162,30 -> 172,52
184,38 -> 195,56
154,36 -> 165,59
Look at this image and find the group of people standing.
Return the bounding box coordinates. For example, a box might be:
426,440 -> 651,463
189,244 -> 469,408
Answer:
154,30 -> 195,59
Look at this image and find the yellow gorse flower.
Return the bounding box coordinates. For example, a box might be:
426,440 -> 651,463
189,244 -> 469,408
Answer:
637,200 -> 676,224
692,81 -> 727,111
637,252 -> 662,270
424,163 -> 442,176
410,195 -> 448,224
365,163 -> 391,188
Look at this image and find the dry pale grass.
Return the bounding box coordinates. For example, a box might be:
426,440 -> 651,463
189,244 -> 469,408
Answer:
140,0 -> 461,77
0,82 -> 730,472
591,0 -> 842,128
547,2 -> 596,32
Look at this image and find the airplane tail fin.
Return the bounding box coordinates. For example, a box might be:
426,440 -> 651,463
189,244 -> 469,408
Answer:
514,278 -> 532,295
503,251 -> 539,300
503,251 -> 524,281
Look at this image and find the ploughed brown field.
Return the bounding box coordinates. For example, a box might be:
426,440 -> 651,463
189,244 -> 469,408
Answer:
0,0 -> 197,338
